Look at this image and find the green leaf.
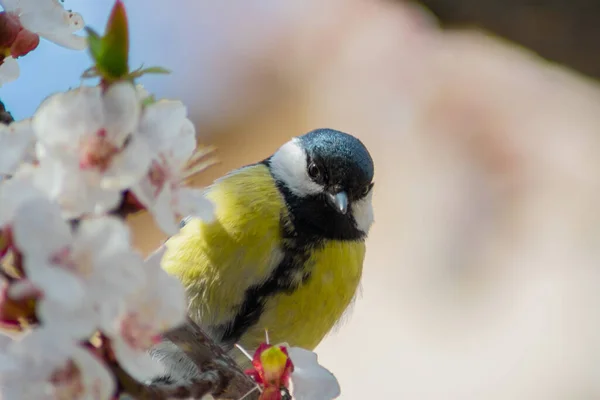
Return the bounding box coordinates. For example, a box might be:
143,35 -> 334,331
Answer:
85,27 -> 103,64
128,66 -> 171,79
83,1 -> 130,81
97,0 -> 129,80
136,66 -> 171,75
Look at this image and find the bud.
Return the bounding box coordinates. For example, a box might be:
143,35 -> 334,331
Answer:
0,12 -> 20,48
86,0 -> 129,82
10,29 -> 40,58
246,343 -> 294,400
0,12 -> 40,60
84,1 -> 170,84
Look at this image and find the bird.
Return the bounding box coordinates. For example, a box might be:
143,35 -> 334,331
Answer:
149,128 -> 375,384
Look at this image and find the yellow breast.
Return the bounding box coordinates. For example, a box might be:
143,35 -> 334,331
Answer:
238,239 -> 365,352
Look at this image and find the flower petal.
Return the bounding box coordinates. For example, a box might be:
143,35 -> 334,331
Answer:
138,100 -> 188,154
0,56 -> 19,86
112,337 -> 165,381
176,187 -> 216,224
71,344 -> 115,399
18,2 -> 87,50
151,272 -> 187,330
0,119 -> 38,174
33,86 -> 104,148
0,327 -> 107,399
0,0 -> 19,11
118,250 -> 186,335
88,185 -> 122,215
11,196 -> 72,256
145,245 -> 166,268
0,175 -> 46,226
74,216 -> 132,258
27,262 -> 86,311
37,300 -> 96,339
18,10 -> 59,33
38,30 -> 87,50
2,0 -> 56,14
129,175 -> 157,211
288,347 -> 341,400
88,250 -> 146,301
102,82 -> 141,147
170,118 -> 197,168
9,325 -> 74,366
96,299 -> 123,334
0,334 -> 14,350
135,84 -> 151,103
146,184 -> 180,235
33,151 -> 122,217
100,134 -> 152,189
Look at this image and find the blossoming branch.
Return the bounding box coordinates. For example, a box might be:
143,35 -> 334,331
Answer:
0,1 -> 342,399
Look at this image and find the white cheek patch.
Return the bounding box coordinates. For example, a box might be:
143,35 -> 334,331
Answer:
352,190 -> 374,234
270,138 -> 323,197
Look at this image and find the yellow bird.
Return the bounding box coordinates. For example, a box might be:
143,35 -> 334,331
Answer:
150,128 -> 374,384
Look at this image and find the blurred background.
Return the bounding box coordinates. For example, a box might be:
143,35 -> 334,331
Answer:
5,0 -> 600,398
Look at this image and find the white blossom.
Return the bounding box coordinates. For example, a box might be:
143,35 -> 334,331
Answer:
0,119 -> 36,176
11,197 -> 146,339
0,328 -> 114,399
132,100 -> 215,235
0,173 -> 47,228
106,246 -> 187,378
0,56 -> 20,87
0,0 -> 87,50
32,83 -> 152,217
32,147 -> 123,218
287,347 -> 341,400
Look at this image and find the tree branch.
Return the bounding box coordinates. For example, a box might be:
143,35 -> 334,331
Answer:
161,316 -> 259,400
113,361 -> 231,399
112,316 -> 258,399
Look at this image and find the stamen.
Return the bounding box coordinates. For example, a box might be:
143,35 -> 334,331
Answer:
182,158 -> 219,180
234,343 -> 254,362
187,145 -> 217,165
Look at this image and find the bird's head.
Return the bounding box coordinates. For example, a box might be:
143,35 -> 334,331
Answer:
268,128 -> 374,241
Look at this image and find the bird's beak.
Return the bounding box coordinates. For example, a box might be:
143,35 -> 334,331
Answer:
326,191 -> 348,214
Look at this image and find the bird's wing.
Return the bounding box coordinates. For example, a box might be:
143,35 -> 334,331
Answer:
161,163 -> 287,329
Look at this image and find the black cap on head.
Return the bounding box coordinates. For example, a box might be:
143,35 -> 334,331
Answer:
298,128 -> 374,199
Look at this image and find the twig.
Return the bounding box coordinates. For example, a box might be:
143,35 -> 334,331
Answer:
111,317 -> 258,399
113,360 -> 230,399
109,317 -> 259,399
161,316 -> 259,400
0,100 -> 13,124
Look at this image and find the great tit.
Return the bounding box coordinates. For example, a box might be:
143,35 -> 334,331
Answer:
150,128 -> 375,384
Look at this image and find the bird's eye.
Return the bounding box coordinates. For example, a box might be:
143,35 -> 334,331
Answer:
307,163 -> 321,180
361,183 -> 373,197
